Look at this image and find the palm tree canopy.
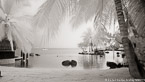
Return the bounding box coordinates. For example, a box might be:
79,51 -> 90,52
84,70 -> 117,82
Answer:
123,0 -> 145,37
33,0 -> 118,48
0,0 -> 33,53
33,0 -> 70,37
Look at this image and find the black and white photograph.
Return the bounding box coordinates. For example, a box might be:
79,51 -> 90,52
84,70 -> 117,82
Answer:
0,0 -> 145,82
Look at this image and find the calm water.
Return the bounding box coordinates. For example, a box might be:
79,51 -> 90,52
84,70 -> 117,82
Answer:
4,48 -> 124,70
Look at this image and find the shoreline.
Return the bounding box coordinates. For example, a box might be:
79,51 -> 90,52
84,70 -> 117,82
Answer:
0,66 -> 134,82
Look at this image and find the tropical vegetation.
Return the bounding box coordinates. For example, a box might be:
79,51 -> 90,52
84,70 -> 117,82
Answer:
0,0 -> 145,79
33,0 -> 145,79
0,0 -> 33,53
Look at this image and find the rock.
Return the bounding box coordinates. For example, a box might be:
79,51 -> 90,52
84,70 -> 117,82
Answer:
62,60 -> 77,67
62,60 -> 71,66
35,54 -> 40,56
107,62 -> 124,69
117,63 -> 123,68
107,62 -> 117,69
70,60 -> 77,67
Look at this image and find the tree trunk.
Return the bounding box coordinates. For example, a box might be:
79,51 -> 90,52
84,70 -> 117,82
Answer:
114,0 -> 144,79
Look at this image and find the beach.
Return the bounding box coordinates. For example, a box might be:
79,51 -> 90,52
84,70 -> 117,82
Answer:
0,66 -> 135,82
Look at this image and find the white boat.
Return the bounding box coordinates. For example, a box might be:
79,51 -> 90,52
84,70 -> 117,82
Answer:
42,48 -> 48,51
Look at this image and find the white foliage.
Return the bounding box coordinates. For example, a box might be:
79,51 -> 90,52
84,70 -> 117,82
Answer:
0,0 -> 33,53
0,22 -> 5,41
33,0 -> 69,38
10,16 -> 34,53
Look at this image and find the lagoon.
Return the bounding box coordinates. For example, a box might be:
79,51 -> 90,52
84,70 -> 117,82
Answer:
2,48 -> 124,70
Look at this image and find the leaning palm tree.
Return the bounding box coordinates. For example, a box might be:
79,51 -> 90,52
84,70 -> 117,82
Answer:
114,0 -> 145,79
114,0 -> 144,78
0,0 -> 33,53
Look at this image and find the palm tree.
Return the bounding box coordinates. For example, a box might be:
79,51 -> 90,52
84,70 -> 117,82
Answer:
114,0 -> 144,78
78,42 -> 88,52
81,28 -> 93,52
93,23 -> 113,49
0,0 -> 33,53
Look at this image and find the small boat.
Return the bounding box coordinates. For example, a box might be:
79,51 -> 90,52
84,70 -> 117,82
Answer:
30,53 -> 35,56
42,48 -> 48,51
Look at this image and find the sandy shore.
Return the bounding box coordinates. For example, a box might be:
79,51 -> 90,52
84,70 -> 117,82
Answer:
0,66 -> 136,82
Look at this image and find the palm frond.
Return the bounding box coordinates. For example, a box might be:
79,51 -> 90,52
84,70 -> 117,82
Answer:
70,0 -> 102,28
33,0 -> 70,38
7,27 -> 14,51
0,0 -> 4,12
94,0 -> 118,35
10,16 -> 33,53
1,0 -> 30,16
0,9 -> 5,20
0,22 -> 5,41
124,0 -> 145,37
1,0 -> 14,14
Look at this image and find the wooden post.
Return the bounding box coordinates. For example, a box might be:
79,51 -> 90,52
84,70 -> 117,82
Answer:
26,53 -> 29,67
113,48 -> 115,60
20,51 -> 23,67
21,51 -> 25,67
0,71 -> 2,77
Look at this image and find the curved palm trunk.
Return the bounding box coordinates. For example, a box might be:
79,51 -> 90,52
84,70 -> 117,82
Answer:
114,0 -> 145,79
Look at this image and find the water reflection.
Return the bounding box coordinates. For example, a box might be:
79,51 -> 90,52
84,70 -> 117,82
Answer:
80,55 -> 106,69
14,54 -> 107,69
1,51 -> 126,70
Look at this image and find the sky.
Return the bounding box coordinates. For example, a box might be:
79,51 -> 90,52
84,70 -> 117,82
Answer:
48,18 -> 94,48
26,0 -> 94,48
33,16 -> 95,48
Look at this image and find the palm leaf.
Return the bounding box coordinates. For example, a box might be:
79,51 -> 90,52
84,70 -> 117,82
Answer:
10,16 -> 33,53
33,0 -> 69,38
70,0 -> 102,28
1,0 -> 30,16
1,0 -> 14,14
0,9 -> 5,20
0,8 -> 6,41
0,22 -> 5,41
124,0 -> 145,37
